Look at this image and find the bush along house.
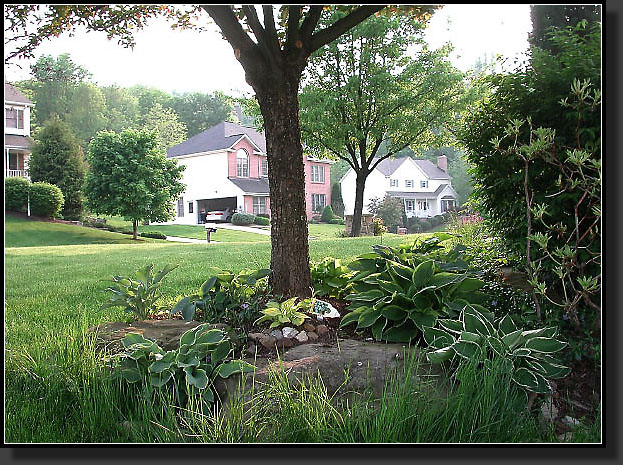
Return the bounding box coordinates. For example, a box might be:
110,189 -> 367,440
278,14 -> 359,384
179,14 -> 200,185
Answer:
164,121 -> 331,224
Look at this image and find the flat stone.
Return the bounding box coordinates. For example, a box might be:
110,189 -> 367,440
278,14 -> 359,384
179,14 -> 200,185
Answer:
561,416 -> 581,428
89,319 -> 205,355
557,432 -> 574,442
303,322 -> 316,332
245,343 -> 258,357
282,327 -> 298,338
315,324 -> 329,336
295,331 -> 309,343
307,332 -> 319,342
269,329 -> 283,340
214,339 -> 447,409
540,398 -> 559,423
257,334 -> 277,349
247,332 -> 265,343
275,337 -> 293,349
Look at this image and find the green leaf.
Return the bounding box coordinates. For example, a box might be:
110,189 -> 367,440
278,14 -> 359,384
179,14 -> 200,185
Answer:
348,258 -> 377,272
344,289 -> 384,302
200,276 -> 218,298
453,277 -> 485,293
521,327 -> 558,340
122,332 -> 150,349
430,272 -> 462,288
154,263 -> 178,285
378,280 -> 404,295
382,319 -> 419,342
358,307 -> 383,328
148,351 -> 176,373
452,340 -> 482,360
512,367 -> 551,394
119,360 -> 142,383
150,370 -> 173,387
423,326 -> 454,349
427,346 -> 455,363
195,328 -> 226,345
412,260 -> 435,288
438,318 -> 463,334
525,359 -> 571,379
524,337 -> 567,353
340,308 -> 366,327
497,314 -> 518,336
171,296 -> 197,322
371,317 -> 387,341
210,340 -> 231,365
501,329 -> 524,350
409,312 -> 437,331
458,331 -> 482,344
217,360 -> 255,378
184,367 -> 209,389
463,310 -> 491,336
380,304 -> 407,321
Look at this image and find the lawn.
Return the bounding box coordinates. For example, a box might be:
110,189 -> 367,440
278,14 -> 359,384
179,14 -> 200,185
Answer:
4,215 -> 159,247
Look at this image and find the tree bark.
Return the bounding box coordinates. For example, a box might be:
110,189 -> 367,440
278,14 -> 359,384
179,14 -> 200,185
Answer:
256,74 -> 312,297
132,219 -> 138,240
351,170 -> 367,237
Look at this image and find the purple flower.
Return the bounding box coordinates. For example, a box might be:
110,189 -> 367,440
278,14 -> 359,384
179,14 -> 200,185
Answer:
241,303 -> 249,310
563,313 -> 568,321
491,300 -> 498,307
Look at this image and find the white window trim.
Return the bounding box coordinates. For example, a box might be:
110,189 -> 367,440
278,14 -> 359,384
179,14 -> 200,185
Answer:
311,193 -> 326,212
236,148 -> 249,178
389,178 -> 398,187
417,199 -> 429,211
420,180 -> 429,188
311,164 -> 325,183
405,179 -> 414,188
405,199 -> 415,212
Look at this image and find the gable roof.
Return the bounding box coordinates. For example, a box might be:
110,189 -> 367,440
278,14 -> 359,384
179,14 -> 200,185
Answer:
5,83 -> 33,105
167,121 -> 266,158
387,183 -> 455,200
371,157 -> 451,180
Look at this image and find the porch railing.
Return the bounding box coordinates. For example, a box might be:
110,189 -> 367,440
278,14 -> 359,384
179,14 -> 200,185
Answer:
5,169 -> 27,178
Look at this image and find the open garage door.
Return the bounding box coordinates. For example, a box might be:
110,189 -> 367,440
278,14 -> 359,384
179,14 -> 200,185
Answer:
197,197 -> 237,223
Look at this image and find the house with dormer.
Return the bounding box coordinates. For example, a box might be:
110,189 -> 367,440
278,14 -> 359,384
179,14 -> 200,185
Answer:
4,82 -> 34,179
165,121 -> 331,224
340,155 -> 458,219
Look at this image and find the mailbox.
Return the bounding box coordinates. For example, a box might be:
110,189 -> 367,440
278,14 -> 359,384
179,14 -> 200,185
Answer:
204,223 -> 217,242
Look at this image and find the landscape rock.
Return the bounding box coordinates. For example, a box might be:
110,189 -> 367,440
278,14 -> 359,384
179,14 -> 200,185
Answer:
247,333 -> 265,343
315,324 -> 329,336
275,337 -> 294,349
257,334 -> 277,349
557,432 -> 575,442
214,339 -> 447,408
540,397 -> 559,423
245,343 -> 258,357
561,416 -> 581,429
89,319 -> 205,355
282,327 -> 299,338
269,329 -> 284,340
307,332 -> 319,342
303,322 -> 316,332
295,331 -> 309,343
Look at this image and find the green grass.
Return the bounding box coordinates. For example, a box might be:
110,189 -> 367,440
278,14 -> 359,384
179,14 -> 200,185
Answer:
5,217 -> 600,443
5,215 -> 159,247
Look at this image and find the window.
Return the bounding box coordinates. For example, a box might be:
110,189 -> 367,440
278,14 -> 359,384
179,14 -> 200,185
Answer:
420,180 -> 429,188
311,193 -> 326,213
389,178 -> 398,187
417,199 -> 428,211
310,164 -> 325,183
260,158 -> 269,177
236,148 -> 249,177
405,180 -> 414,188
5,108 -> 24,129
253,196 -> 267,215
177,197 -> 184,217
405,199 -> 415,213
188,202 -> 194,214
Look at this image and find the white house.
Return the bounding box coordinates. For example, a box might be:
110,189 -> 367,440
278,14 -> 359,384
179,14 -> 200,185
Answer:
4,82 -> 34,179
163,121 -> 332,224
340,155 -> 458,218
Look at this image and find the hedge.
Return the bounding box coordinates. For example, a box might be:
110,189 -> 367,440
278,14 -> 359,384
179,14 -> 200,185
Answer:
28,182 -> 64,218
254,216 -> 270,226
140,231 -> 167,240
321,205 -> 334,223
5,177 -> 30,212
232,212 -> 256,226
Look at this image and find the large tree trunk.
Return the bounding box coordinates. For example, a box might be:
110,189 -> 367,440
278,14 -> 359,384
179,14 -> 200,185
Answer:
132,219 -> 138,240
256,74 -> 312,297
350,170 -> 367,237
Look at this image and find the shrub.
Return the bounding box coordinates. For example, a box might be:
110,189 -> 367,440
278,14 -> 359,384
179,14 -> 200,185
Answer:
256,213 -> 270,219
329,218 -> 344,225
418,219 -> 431,231
100,263 -> 178,320
311,257 -> 354,299
254,216 -> 270,226
231,212 -> 256,225
409,222 -> 423,234
28,181 -> 64,218
255,297 -> 308,328
115,324 -> 254,408
5,177 -> 30,212
140,231 -> 168,240
321,205 -> 334,223
368,194 -> 405,233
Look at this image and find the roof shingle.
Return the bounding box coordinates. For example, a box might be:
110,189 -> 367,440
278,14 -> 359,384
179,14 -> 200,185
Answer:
5,83 -> 33,105
167,121 -> 266,157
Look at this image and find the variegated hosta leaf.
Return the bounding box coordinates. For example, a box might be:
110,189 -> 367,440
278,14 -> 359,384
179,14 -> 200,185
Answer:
524,337 -> 567,353
184,367 -> 209,389
423,326 -> 455,349
427,346 -> 455,363
150,370 -> 173,388
452,340 -> 482,360
512,367 -> 551,394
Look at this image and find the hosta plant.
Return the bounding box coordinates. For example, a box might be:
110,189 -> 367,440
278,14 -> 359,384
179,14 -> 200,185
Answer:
340,255 -> 489,343
114,324 -> 254,406
423,305 -> 570,394
100,263 -> 178,320
171,268 -> 271,327
310,257 -> 354,299
254,297 -> 307,328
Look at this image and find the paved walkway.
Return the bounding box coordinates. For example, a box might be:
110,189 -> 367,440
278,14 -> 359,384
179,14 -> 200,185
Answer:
209,223 -> 271,236
165,235 -> 220,244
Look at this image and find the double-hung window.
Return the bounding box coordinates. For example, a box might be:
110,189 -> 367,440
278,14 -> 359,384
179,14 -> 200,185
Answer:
405,180 -> 414,188
405,199 -> 415,213
236,149 -> 249,177
417,199 -> 428,211
177,197 -> 184,217
389,178 -> 398,188
311,164 -> 325,183
311,193 -> 326,213
253,196 -> 267,215
260,158 -> 269,177
5,108 -> 24,129
420,180 -> 429,188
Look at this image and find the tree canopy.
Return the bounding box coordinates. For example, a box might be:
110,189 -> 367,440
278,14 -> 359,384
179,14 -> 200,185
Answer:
84,129 -> 186,239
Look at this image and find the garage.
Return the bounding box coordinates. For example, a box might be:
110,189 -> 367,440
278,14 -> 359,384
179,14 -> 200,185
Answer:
196,197 -> 237,223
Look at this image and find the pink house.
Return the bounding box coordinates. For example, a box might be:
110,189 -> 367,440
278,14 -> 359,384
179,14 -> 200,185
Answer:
165,121 -> 331,224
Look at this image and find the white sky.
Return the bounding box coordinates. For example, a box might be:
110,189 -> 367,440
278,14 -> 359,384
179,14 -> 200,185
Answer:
4,4 -> 533,97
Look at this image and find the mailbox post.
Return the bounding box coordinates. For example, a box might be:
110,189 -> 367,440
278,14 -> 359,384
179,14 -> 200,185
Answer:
204,223 -> 217,243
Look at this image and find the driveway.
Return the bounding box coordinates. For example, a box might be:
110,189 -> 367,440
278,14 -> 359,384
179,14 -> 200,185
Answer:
210,223 -> 271,236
